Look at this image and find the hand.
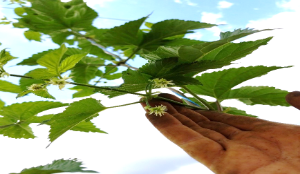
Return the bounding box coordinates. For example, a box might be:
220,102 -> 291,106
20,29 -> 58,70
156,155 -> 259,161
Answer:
141,91 -> 300,174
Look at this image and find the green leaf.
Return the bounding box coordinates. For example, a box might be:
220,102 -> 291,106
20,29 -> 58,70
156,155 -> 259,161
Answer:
18,48 -> 84,66
77,39 -> 115,60
0,122 -> 35,139
24,68 -> 56,79
0,80 -> 22,93
37,44 -> 68,75
223,86 -> 290,106
27,114 -> 54,124
122,68 -> 152,84
0,101 -> 67,139
138,58 -> 208,85
13,159 -> 98,174
101,65 -> 122,80
15,0 -> 98,33
0,101 -> 67,121
0,49 -> 16,65
178,37 -> 272,64
17,49 -> 56,66
24,30 -> 42,41
19,78 -> 44,91
16,90 -> 32,98
71,120 -> 107,133
186,66 -> 288,100
49,98 -> 106,143
69,86 -> 95,98
70,56 -> 104,84
50,31 -> 73,45
103,73 -> 122,80
140,20 -> 215,48
14,7 -> 25,16
222,107 -> 257,117
31,89 -> 55,99
99,16 -> 147,46
58,53 -> 87,73
220,28 -> 273,40
164,38 -> 206,47
140,46 -> 180,61
0,99 -> 4,109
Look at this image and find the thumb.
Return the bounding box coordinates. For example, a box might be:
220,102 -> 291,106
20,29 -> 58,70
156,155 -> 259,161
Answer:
286,91 -> 300,110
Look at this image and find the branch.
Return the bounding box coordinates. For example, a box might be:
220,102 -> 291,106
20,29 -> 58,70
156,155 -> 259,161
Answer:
180,85 -> 214,110
8,74 -> 204,110
72,31 -> 138,70
216,100 -> 223,112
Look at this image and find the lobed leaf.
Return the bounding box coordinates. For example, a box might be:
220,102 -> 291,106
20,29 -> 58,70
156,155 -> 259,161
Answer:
0,49 -> 16,65
0,101 -> 66,139
70,56 -> 104,84
222,106 -> 258,117
0,80 -> 22,93
220,28 -> 273,40
178,37 -> 272,64
99,16 -> 147,46
185,66 -> 288,100
71,120 -> 107,133
223,86 -> 290,106
49,98 -> 106,143
14,0 -> 98,33
37,44 -> 68,75
0,99 -> 4,109
24,68 -> 55,79
24,30 -> 42,41
58,53 -> 87,73
13,159 -> 98,174
69,86 -> 95,98
140,19 -> 215,49
0,122 -> 35,139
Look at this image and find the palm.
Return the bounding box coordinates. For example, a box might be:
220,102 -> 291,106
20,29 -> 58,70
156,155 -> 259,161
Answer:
142,93 -> 300,174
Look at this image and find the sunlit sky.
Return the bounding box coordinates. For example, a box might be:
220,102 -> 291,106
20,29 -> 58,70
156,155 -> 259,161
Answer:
0,0 -> 300,174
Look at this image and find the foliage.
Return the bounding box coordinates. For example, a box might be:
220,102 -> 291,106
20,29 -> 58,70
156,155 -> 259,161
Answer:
10,159 -> 98,174
0,0 -> 293,172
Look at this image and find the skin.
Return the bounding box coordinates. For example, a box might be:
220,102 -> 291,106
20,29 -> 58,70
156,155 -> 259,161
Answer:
140,91 -> 300,174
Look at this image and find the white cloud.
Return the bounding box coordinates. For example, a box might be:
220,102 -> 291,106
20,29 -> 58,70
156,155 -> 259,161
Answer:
228,2 -> 300,119
201,12 -> 226,24
174,0 -> 182,3
174,0 -> 197,6
201,12 -> 227,37
186,32 -> 203,40
217,1 -> 233,9
186,0 -> 197,6
276,0 -> 300,11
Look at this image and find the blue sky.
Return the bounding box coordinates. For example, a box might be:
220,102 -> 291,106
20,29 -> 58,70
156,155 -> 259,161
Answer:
0,0 -> 300,174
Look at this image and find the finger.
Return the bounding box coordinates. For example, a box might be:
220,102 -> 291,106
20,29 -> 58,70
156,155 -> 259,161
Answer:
144,109 -> 225,167
147,99 -> 229,144
196,110 -> 269,131
197,121 -> 242,139
286,91 -> 300,110
171,105 -> 242,139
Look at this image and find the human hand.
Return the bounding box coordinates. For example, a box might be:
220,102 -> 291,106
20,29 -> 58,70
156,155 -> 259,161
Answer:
141,91 -> 300,174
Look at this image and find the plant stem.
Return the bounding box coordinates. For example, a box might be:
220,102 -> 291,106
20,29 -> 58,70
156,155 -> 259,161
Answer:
155,96 -> 204,110
9,74 -> 204,110
216,100 -> 223,112
9,73 -> 146,96
120,47 -> 141,65
180,85 -> 214,110
72,31 -> 138,70
106,101 -> 141,109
